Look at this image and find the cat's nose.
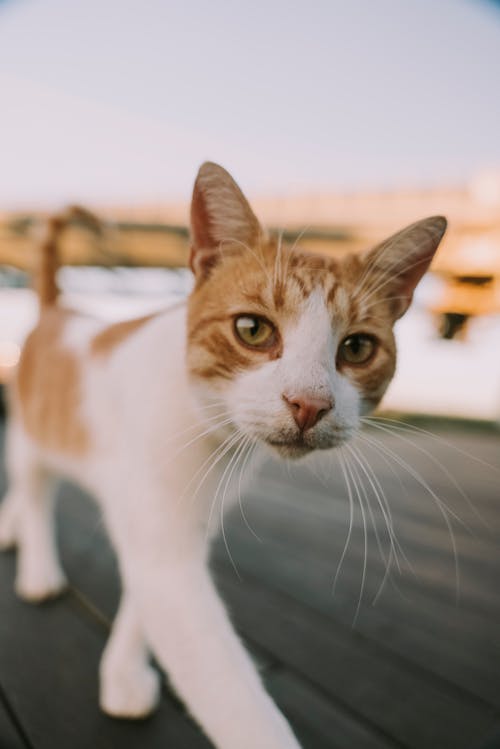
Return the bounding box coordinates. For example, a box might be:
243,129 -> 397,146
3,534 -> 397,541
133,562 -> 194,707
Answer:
283,393 -> 333,432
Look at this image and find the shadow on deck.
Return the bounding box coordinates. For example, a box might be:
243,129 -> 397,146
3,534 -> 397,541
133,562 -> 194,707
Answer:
0,420 -> 499,749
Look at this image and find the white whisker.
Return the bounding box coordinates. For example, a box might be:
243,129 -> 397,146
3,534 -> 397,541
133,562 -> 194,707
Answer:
169,416 -> 235,461
333,449 -> 356,600
346,443 -> 397,593
208,432 -> 247,578
358,430 -> 461,603
364,415 -> 500,477
362,417 -> 486,528
237,439 -> 262,542
342,450 -> 368,625
180,429 -> 242,510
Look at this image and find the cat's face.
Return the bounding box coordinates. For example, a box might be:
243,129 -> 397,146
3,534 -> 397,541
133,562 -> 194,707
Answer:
186,162 -> 446,459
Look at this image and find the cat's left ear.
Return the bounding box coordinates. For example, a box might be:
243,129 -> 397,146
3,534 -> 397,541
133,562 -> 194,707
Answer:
361,216 -> 447,319
189,162 -> 263,279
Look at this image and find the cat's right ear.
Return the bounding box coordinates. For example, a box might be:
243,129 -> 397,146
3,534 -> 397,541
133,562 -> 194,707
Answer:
189,162 -> 263,279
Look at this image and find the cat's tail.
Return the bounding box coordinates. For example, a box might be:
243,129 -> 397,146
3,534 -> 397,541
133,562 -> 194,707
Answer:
37,205 -> 103,308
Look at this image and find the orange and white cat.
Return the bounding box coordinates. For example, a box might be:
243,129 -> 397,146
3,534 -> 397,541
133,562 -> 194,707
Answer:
0,163 -> 446,749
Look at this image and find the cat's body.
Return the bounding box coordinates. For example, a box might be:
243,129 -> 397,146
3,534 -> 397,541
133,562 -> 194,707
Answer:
0,164 -> 446,749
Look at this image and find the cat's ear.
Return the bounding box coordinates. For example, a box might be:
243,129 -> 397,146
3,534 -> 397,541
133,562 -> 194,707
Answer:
189,162 -> 263,279
361,216 -> 447,319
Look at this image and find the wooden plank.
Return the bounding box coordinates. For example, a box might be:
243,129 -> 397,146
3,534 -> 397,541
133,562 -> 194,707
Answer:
221,479 -> 500,625
266,670 -> 398,749
240,478 -> 500,607
0,553 -> 211,749
222,468 -> 500,614
259,429 -> 500,535
0,687 -> 27,749
215,570 -> 500,749
258,453 -> 500,560
258,434 -> 500,559
222,451 -> 500,629
476,727 -> 500,749
212,520 -> 500,707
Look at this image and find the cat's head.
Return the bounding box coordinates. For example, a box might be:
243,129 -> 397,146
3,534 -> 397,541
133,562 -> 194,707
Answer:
186,162 -> 446,459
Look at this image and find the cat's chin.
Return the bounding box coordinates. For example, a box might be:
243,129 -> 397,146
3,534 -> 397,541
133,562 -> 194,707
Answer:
264,434 -> 348,460
267,441 -> 314,460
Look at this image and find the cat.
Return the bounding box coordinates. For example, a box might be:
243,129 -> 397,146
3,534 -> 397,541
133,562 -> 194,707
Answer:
0,162 -> 446,749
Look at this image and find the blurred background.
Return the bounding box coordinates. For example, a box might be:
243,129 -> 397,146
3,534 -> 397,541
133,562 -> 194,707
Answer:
1,2 -> 500,748
0,0 -> 500,421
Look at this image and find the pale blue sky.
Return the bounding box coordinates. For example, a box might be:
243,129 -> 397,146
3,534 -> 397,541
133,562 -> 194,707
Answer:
1,0 -> 499,206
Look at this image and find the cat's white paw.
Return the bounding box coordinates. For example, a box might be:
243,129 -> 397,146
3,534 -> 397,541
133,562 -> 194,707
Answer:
15,562 -> 67,602
0,500 -> 18,550
100,663 -> 161,719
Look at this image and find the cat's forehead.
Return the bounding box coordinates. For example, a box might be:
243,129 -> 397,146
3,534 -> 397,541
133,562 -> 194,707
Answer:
189,237 -> 382,335
228,239 -> 364,324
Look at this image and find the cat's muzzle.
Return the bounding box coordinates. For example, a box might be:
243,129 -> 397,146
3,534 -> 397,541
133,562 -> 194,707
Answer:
265,426 -> 354,458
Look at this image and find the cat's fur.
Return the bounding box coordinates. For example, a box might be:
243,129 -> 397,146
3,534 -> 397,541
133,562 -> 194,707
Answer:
0,163 -> 446,748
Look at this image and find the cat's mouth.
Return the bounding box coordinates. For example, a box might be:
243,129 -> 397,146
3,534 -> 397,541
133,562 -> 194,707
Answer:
265,428 -> 353,458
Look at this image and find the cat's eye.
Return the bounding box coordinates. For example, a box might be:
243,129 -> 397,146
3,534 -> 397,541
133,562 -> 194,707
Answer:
234,315 -> 276,348
338,334 -> 377,365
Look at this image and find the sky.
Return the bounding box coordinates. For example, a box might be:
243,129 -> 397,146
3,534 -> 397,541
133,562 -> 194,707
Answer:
1,0 -> 500,206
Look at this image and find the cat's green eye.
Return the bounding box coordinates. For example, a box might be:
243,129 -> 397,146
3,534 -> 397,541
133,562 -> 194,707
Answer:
338,334 -> 377,365
234,315 -> 275,348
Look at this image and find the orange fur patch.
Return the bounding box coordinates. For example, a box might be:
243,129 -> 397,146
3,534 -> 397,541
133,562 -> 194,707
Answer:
91,314 -> 156,357
14,309 -> 89,455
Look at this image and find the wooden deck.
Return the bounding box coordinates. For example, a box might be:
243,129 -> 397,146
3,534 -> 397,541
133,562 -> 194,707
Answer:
0,418 -> 499,749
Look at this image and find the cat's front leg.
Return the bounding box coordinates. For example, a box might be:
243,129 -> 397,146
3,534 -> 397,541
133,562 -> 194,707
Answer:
99,590 -> 161,718
125,555 -> 302,749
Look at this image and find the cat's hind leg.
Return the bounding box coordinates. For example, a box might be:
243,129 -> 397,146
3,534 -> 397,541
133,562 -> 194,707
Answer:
0,419 -> 22,550
0,487 -> 20,550
99,591 -> 161,718
1,422 -> 66,601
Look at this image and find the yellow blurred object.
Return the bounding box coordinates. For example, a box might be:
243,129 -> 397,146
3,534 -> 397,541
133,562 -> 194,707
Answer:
432,231 -> 500,278
429,279 -> 500,318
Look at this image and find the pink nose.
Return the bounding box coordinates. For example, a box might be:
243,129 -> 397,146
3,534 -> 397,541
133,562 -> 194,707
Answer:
283,393 -> 333,432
